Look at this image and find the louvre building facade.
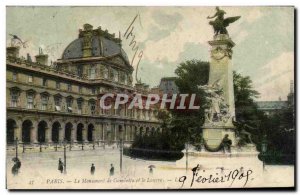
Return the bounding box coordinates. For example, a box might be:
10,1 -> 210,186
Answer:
6,24 -> 161,146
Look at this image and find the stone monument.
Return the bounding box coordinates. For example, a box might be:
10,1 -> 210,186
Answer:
176,7 -> 263,178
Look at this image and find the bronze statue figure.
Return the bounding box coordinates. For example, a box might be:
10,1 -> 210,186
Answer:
207,7 -> 241,35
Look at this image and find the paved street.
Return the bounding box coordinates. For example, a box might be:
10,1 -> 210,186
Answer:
6,147 -> 294,189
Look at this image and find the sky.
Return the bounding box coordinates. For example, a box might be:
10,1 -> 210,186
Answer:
6,6 -> 294,101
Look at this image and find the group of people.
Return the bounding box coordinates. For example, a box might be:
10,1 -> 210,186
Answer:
57,159 -> 115,176
90,163 -> 115,176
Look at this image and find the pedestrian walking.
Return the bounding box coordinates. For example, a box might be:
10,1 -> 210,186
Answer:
58,158 -> 64,173
12,162 -> 19,176
109,164 -> 114,176
149,167 -> 153,174
91,163 -> 95,175
11,157 -> 21,176
148,165 -> 155,175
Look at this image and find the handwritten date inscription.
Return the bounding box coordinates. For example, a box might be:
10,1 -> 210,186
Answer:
177,164 -> 254,188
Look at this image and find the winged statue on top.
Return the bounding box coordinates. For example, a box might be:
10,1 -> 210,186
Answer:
207,7 -> 241,35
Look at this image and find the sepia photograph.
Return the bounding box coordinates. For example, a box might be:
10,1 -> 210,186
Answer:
5,5 -> 295,190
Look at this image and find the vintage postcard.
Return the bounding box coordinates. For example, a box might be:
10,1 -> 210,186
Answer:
6,6 -> 295,189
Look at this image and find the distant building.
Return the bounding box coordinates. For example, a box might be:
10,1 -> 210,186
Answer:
256,81 -> 294,116
158,77 -> 179,95
256,101 -> 288,116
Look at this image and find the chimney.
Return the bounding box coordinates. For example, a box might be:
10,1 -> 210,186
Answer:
82,23 -> 93,57
27,53 -> 32,62
290,80 -> 294,93
35,47 -> 48,65
7,46 -> 20,58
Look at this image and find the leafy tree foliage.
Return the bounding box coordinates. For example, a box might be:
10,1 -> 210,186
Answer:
130,60 -> 295,164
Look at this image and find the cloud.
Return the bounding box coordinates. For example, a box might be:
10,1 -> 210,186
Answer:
254,52 -> 294,101
233,7 -> 294,76
137,58 -> 176,87
177,42 -> 209,63
145,11 -> 183,42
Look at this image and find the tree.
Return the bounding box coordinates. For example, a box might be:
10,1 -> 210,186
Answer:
131,60 -> 210,153
171,60 -> 210,146
233,71 -> 266,146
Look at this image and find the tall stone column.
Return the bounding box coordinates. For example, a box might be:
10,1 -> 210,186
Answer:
75,128 -> 78,142
202,34 -> 237,148
71,128 -> 76,142
113,125 -> 117,141
14,125 -> 21,141
45,127 -> 52,143
82,128 -> 87,142
102,124 -> 105,141
92,127 -> 96,141
130,125 -> 134,141
30,126 -> 37,144
58,127 -> 64,142
105,123 -> 111,142
124,125 -> 127,141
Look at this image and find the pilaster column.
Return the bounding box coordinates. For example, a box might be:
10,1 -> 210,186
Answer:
124,125 -> 127,141
82,128 -> 87,142
113,125 -> 117,141
45,127 -> 52,143
101,124 -> 105,141
14,125 -> 21,141
30,126 -> 37,144
58,127 -> 64,142
71,128 -> 76,142
92,127 -> 96,141
131,125 -> 134,141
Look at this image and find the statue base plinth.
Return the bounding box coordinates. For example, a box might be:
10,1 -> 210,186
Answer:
202,126 -> 236,148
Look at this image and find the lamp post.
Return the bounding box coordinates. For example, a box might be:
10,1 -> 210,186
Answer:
185,142 -> 189,173
119,125 -> 123,174
63,139 -> 67,174
15,137 -> 19,159
261,135 -> 267,171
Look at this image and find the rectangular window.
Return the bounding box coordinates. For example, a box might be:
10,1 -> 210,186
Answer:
27,94 -> 34,109
90,67 -> 96,79
68,84 -> 72,92
54,97 -> 61,111
92,88 -> 96,95
90,102 -> 96,115
77,101 -> 82,114
28,75 -> 33,83
42,78 -> 47,86
78,86 -> 82,93
41,95 -> 48,110
56,81 -> 60,89
10,91 -> 18,107
77,65 -> 83,77
12,72 -> 17,81
66,99 -> 73,113
117,108 -> 121,116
